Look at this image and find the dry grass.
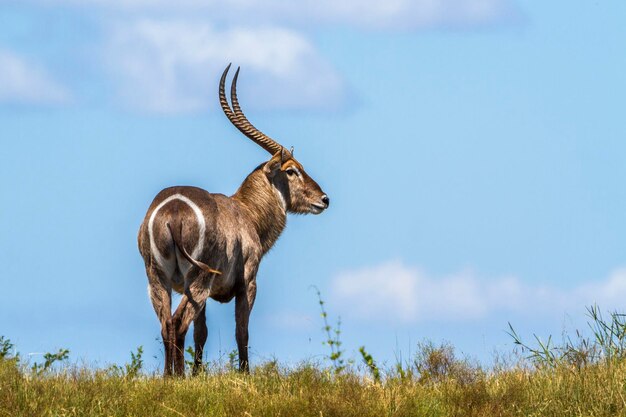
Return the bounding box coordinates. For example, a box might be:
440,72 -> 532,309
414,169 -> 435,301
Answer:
2,346 -> 626,417
4,305 -> 626,416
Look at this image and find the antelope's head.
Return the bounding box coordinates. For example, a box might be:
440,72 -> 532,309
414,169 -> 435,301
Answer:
219,64 -> 329,215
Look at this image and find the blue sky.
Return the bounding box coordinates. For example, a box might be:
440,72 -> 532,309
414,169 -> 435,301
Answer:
1,0 -> 626,370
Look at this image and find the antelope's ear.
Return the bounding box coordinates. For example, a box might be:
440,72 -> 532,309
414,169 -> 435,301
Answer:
263,151 -> 283,175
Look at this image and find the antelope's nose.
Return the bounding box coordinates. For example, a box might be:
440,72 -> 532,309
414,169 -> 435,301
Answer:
321,195 -> 330,208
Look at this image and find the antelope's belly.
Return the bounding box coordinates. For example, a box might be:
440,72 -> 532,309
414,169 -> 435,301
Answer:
207,264 -> 238,303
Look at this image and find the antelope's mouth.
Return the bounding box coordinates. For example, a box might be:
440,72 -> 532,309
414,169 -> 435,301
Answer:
310,203 -> 326,214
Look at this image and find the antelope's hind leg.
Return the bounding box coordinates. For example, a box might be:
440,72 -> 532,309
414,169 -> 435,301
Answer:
192,304 -> 208,375
146,264 -> 174,377
171,274 -> 211,376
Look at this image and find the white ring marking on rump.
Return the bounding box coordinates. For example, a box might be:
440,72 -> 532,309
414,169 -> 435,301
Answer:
148,193 -> 206,273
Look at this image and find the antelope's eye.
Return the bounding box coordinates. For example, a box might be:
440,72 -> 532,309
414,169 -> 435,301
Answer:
286,168 -> 297,177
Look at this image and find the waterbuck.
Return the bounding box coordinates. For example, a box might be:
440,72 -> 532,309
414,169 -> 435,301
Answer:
137,64 -> 329,376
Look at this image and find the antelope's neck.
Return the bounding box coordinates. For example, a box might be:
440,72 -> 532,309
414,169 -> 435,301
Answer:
232,169 -> 287,254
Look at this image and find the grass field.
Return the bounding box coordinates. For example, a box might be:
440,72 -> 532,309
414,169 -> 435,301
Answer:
3,305 -> 626,416
2,347 -> 626,416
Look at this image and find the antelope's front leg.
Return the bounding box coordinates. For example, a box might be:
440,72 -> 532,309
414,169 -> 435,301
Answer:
235,270 -> 257,373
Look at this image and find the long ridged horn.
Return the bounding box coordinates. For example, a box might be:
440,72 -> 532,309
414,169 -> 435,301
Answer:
219,64 -> 286,156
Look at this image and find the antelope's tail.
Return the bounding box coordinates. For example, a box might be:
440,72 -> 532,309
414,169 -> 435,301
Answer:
166,222 -> 221,275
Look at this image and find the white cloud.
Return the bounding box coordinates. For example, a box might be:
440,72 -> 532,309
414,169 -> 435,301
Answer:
33,0 -> 521,29
331,260 -> 626,323
332,261 -> 420,322
14,0 -> 521,112
105,20 -> 346,113
265,312 -> 315,330
20,0 -> 522,112
0,49 -> 71,105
